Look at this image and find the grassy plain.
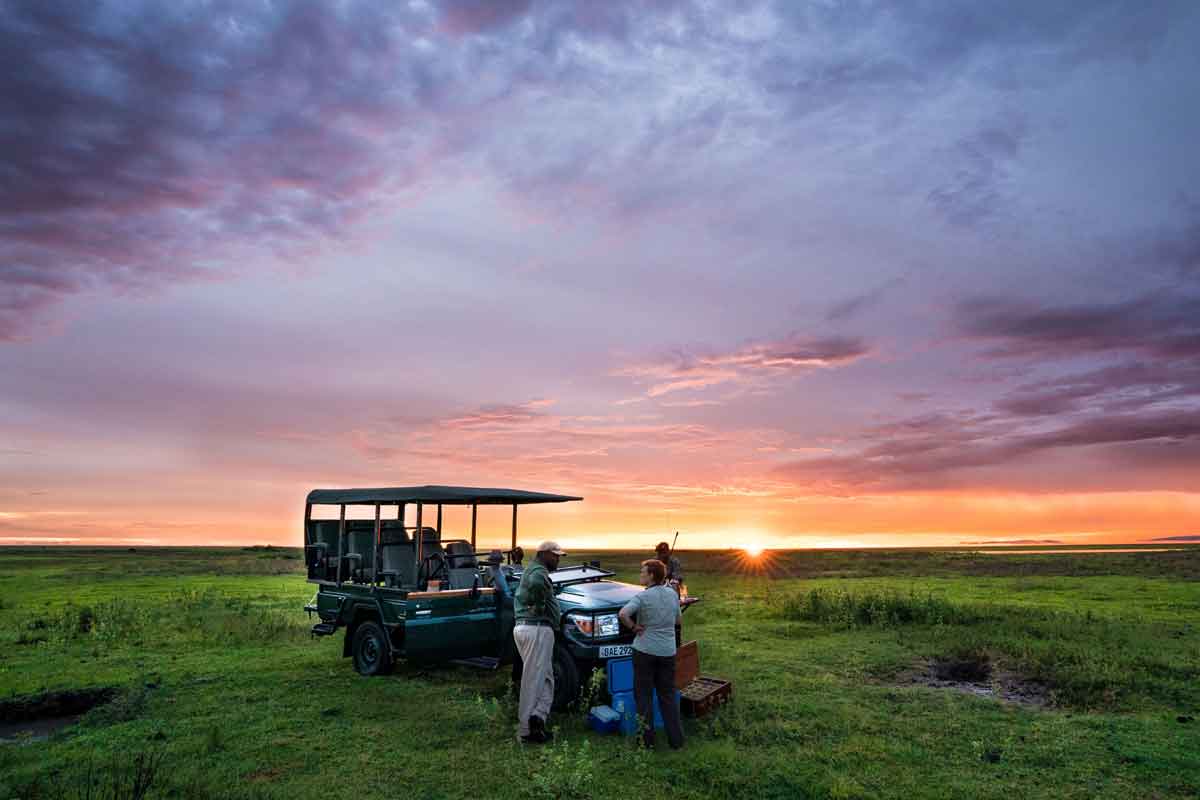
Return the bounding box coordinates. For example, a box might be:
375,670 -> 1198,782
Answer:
0,545 -> 1197,799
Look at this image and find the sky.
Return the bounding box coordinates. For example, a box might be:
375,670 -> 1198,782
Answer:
2,0 -> 1199,550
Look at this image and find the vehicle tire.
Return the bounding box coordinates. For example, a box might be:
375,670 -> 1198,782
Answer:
551,644 -> 581,711
351,620 -> 393,676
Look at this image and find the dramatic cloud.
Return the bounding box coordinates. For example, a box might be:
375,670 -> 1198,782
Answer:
4,0 -> 1190,340
778,288 -> 1200,495
777,408 -> 1200,493
996,362 -> 1200,417
955,294 -> 1200,360
2,0 -> 1199,546
440,399 -> 556,430
1,1 -> 441,338
618,335 -> 871,399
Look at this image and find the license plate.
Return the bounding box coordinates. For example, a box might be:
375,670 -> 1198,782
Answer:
599,645 -> 632,658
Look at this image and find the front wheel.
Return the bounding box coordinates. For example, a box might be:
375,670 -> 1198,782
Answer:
551,644 -> 581,711
352,621 -> 393,676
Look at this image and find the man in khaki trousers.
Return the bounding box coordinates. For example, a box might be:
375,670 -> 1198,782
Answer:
513,540 -> 565,744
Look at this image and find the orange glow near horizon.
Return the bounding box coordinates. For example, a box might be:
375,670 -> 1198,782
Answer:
0,488 -> 1198,549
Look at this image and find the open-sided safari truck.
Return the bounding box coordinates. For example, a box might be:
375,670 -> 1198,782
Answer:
303,485 -> 698,709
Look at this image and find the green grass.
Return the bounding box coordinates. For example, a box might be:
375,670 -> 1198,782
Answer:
1,546 -> 1198,799
768,585 -> 1198,710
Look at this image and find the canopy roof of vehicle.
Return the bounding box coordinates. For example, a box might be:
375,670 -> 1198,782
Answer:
306,485 -> 583,506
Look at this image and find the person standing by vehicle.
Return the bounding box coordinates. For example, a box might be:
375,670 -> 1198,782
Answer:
619,559 -> 685,750
513,540 -> 565,744
655,541 -> 684,595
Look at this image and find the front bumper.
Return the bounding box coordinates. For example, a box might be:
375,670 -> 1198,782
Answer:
560,624 -> 635,662
564,638 -> 636,662
560,596 -> 698,662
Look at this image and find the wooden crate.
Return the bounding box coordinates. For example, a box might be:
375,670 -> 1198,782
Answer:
675,640 -> 700,690
680,676 -> 733,717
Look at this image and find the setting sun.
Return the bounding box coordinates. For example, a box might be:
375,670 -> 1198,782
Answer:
744,542 -> 765,558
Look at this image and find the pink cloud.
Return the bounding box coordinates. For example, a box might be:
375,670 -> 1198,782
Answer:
617,334 -> 871,399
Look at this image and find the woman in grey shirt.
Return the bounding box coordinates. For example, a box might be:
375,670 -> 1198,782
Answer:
619,559 -> 684,749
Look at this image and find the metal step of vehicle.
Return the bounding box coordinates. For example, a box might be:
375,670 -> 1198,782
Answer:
450,656 -> 500,670
310,622 -> 337,637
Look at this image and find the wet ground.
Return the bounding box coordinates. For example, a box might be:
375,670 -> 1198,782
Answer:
897,658 -> 1051,708
0,687 -> 116,743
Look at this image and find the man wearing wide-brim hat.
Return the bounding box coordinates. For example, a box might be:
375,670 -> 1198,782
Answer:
513,540 -> 566,743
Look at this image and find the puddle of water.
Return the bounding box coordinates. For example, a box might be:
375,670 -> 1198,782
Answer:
913,676 -> 1049,707
898,662 -> 1050,708
0,687 -> 117,744
1,715 -> 82,743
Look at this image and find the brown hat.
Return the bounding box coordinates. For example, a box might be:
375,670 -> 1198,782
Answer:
537,540 -> 567,555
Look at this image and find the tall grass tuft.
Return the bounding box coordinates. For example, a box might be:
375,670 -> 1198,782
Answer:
772,587 -> 987,628
2,589 -> 307,649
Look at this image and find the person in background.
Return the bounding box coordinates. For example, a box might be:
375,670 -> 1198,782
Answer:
655,541 -> 684,595
619,558 -> 685,750
512,540 -> 565,744
655,541 -> 686,646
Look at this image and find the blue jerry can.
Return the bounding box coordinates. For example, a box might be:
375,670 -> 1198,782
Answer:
605,657 -> 635,694
609,689 -> 680,735
609,690 -> 639,735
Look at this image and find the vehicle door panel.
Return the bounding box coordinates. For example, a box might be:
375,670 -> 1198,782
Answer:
401,588 -> 499,660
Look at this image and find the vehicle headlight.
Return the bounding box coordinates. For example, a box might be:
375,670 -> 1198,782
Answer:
595,613 -> 620,638
566,612 -> 594,637
566,612 -> 621,638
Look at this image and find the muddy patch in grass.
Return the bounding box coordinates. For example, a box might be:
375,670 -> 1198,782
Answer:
897,654 -> 1051,708
0,687 -> 119,742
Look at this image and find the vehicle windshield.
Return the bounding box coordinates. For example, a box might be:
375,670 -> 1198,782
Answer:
547,564 -> 614,584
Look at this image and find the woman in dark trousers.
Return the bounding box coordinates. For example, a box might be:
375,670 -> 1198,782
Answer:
619,559 -> 685,749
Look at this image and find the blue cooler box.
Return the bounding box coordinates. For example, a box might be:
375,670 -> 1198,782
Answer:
587,705 -> 621,734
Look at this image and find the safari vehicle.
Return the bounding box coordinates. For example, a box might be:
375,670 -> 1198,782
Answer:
302,485 -> 696,709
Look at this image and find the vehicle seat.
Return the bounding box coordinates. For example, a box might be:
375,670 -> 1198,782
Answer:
345,527 -> 374,582
307,521 -> 341,581
378,525 -> 413,588
441,541 -> 476,590
444,541 -> 477,568
416,527 -> 444,560
413,528 -> 447,589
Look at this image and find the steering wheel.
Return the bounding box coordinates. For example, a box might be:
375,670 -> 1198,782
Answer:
418,552 -> 449,587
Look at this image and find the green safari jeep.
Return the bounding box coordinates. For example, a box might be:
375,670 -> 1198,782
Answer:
302,485 -> 696,709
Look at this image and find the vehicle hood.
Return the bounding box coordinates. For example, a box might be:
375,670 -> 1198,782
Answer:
556,580 -> 641,612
